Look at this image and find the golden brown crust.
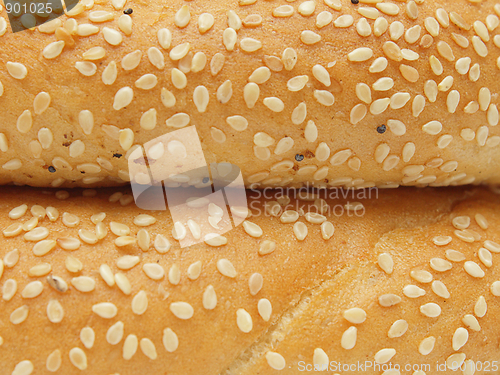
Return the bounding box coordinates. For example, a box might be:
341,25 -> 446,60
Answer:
0,186 -> 499,374
0,1 -> 499,188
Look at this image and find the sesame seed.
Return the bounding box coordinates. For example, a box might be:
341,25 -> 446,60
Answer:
46,350 -> 62,372
410,270 -> 433,283
424,17 -> 440,36
334,14 -> 354,28
487,104 -> 499,126
373,77 -> 394,91
446,90 -> 461,113
451,33 -> 469,50
274,137 -> 294,155
266,352 -> 286,370
422,120 -> 442,135
390,92 -> 411,110
464,261 -> 485,278
0,133 -> 7,151
488,14 -> 500,30
293,222 -> 308,241
174,5 -> 190,28
28,263 -> 52,278
430,258 -> 452,272
437,41 -> 456,63
389,21 -> 405,41
77,23 -> 99,37
122,334 -> 138,360
256,299 -> 272,322
325,0 -> 341,10
301,30 -> 321,45
217,259 -> 237,278
106,321 -> 124,345
157,28 -> 172,50
474,20 -> 489,43
374,348 -> 396,364
240,38 -> 262,53
462,315 -> 481,332
343,307 -> 366,324
154,234 -> 171,254
143,263 -> 164,281
162,328 -> 179,353
400,64 -> 419,82
431,280 -> 450,299
39,18 -> 62,33
217,80 -> 233,104
469,63 -> 481,82
291,102 -> 307,125
196,13 -> 214,34
474,214 -> 488,230
115,272 -> 132,295
12,360 -> 33,375
282,48 -> 298,70
378,253 -> 394,274
374,17 -> 389,36
170,301 -> 194,319
317,11 -> 333,28
2,279 -> 17,301
16,110 -> 32,134
88,10 -> 113,22
69,347 -> 87,370
46,275 -> 68,293
446,354 -> 466,371
356,17 -> 372,36
65,255 -> 83,273
419,336 -> 435,355
21,281 -> 43,299
6,62 -> 28,80
304,120 -> 318,142
287,75 -> 309,92
134,74 -> 158,90
43,41 -> 65,60
341,327 -> 357,350
491,281 -> 500,296
113,87 -> 134,110
314,90 -> 335,106
379,294 -> 401,307
227,10 -> 242,30
10,305 -> 29,324
236,308 -> 253,333
129,291 -> 148,316
140,338 -> 157,360
405,25 -> 421,44
472,36 -> 488,57
102,27 -> 122,46
348,47 -> 373,62
388,319 -> 408,338
100,61 -> 118,85
82,46 -> 106,61
420,303 -> 441,318
403,284 -> 426,298
370,98 -> 390,115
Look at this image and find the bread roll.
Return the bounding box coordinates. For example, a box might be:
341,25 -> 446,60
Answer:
0,185 -> 500,374
0,0 -> 499,188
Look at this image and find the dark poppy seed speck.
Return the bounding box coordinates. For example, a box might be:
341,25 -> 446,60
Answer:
124,8 -> 133,14
48,166 -> 56,173
295,154 -> 305,162
377,125 -> 387,134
